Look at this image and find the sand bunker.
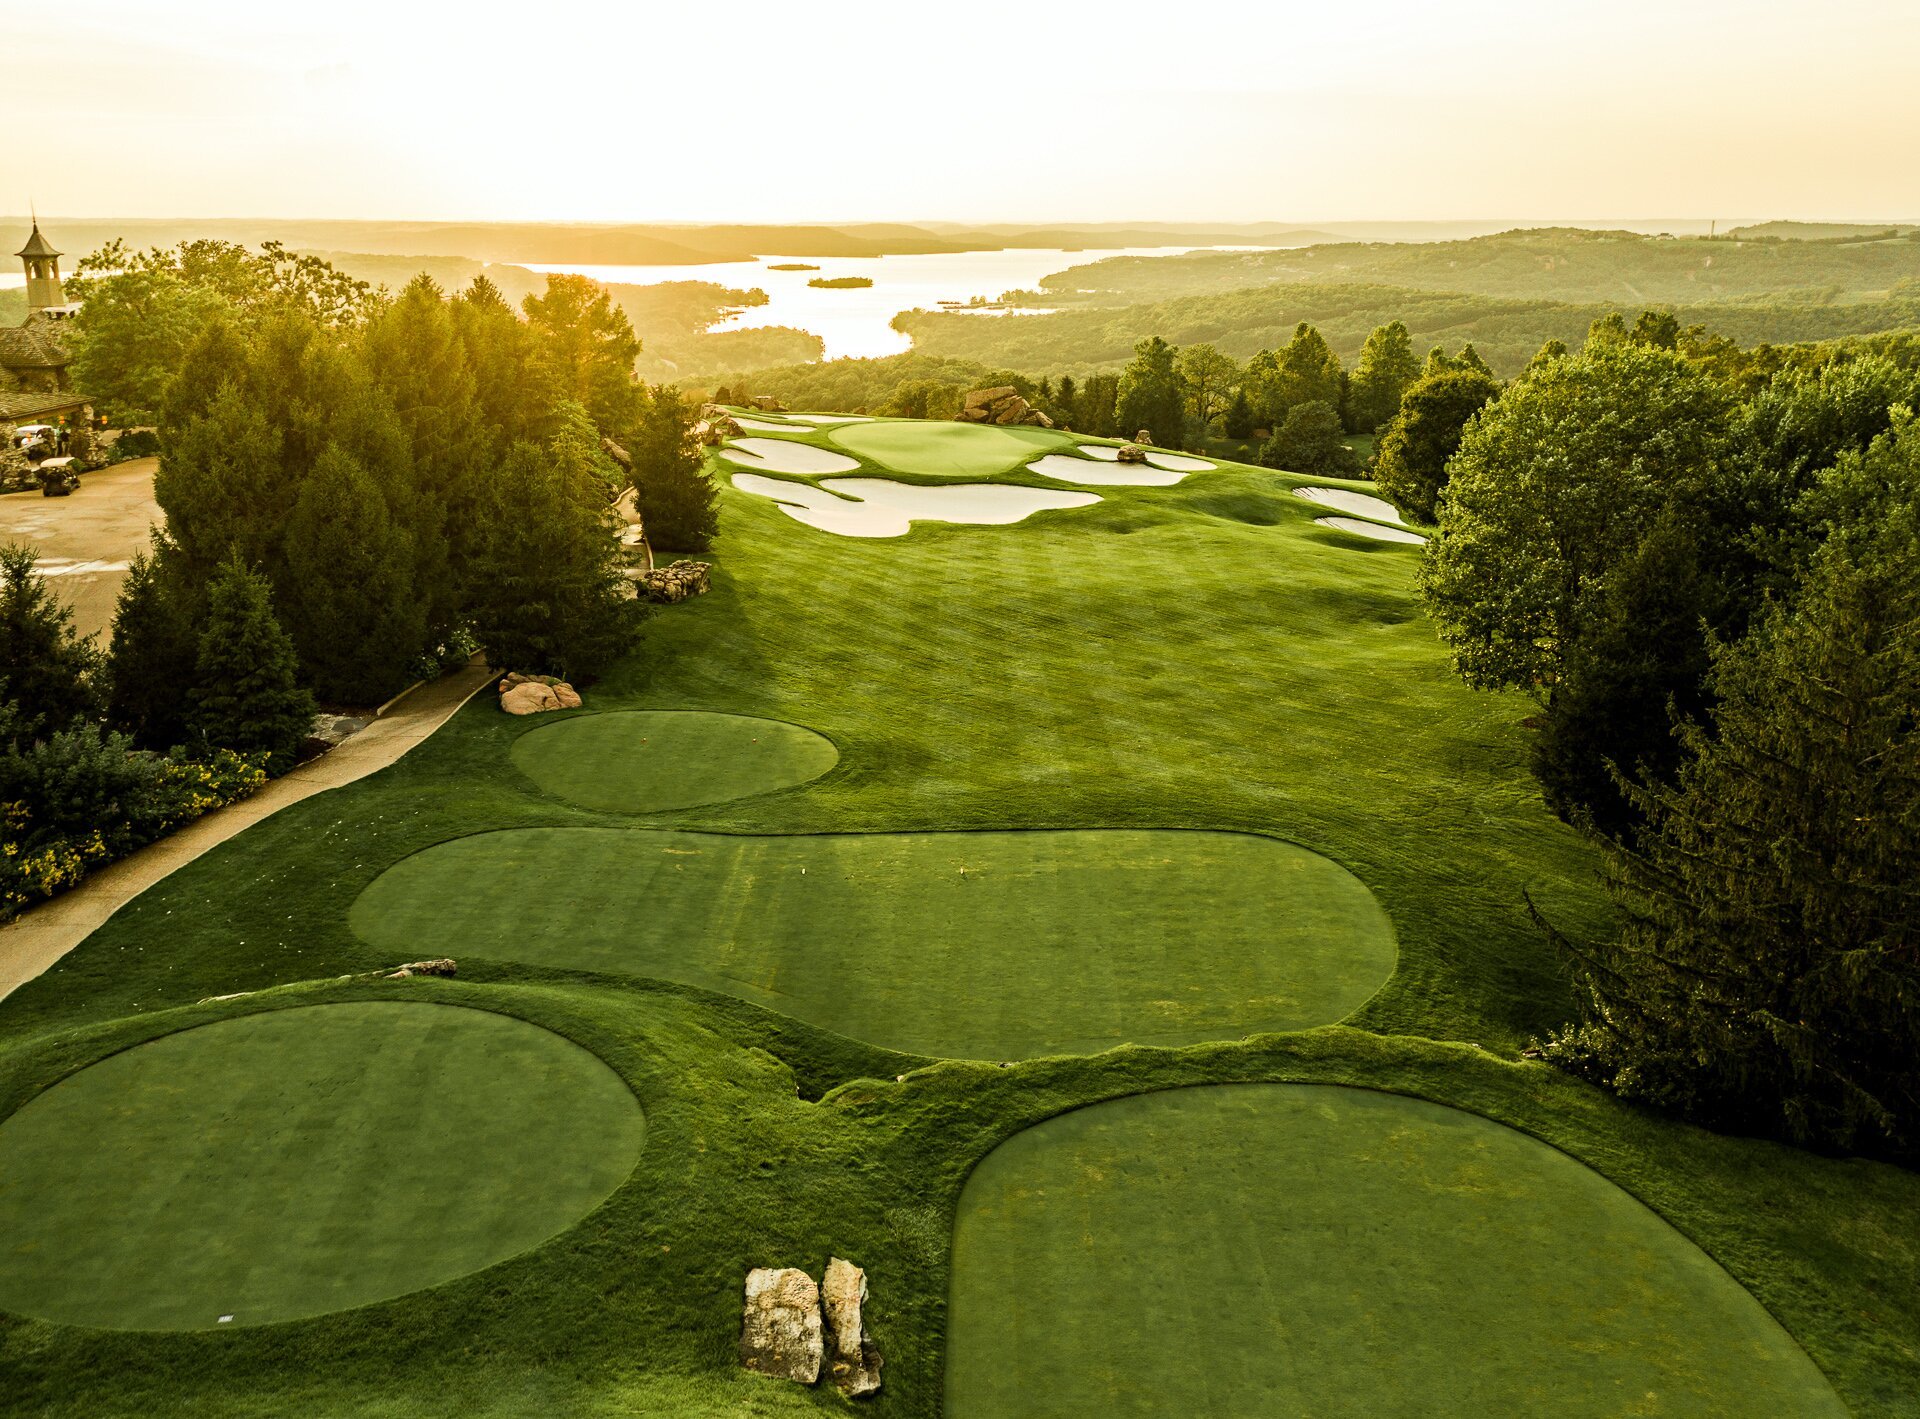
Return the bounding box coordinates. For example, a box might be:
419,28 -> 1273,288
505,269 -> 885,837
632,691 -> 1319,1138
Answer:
718,438 -> 862,475
787,413 -> 873,424
1026,453 -> 1186,487
1073,445 -> 1213,473
732,473 -> 1098,538
732,416 -> 809,433
1294,486 -> 1407,524
1315,516 -> 1427,545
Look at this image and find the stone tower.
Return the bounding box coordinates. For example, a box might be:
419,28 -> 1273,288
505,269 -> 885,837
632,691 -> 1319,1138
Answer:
17,221 -> 64,316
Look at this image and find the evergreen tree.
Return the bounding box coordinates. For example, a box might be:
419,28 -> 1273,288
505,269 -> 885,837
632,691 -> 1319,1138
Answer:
1372,369 -> 1501,523
0,544 -> 101,745
1116,336 -> 1187,447
106,537 -> 203,751
1421,345 -> 1453,377
627,386 -> 720,553
523,274 -> 644,433
1275,323 -> 1344,415
1453,343 -> 1495,378
1054,374 -> 1078,429
1222,386 -> 1255,439
1258,401 -> 1358,475
1543,420 -> 1920,1159
468,417 -> 637,679
1345,320 -> 1421,432
190,557 -> 315,774
281,445 -> 426,703
155,383 -> 289,575
454,275 -> 556,451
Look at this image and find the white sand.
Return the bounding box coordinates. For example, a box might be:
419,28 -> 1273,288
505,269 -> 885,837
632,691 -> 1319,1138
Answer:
1026,453 -> 1186,487
1294,487 -> 1407,524
1070,444 -> 1212,472
787,413 -> 873,424
1144,451 -> 1215,472
732,473 -> 1098,538
1314,516 -> 1427,545
719,438 -> 862,475
732,416 -> 810,433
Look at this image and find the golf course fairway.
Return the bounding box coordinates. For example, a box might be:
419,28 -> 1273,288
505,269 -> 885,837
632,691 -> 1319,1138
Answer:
350,827 -> 1397,1058
510,710 -> 838,812
828,418 -> 1068,477
0,1003 -> 645,1330
946,1084 -> 1845,1418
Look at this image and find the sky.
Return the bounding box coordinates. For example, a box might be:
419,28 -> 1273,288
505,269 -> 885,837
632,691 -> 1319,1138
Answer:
5,0 -> 1917,225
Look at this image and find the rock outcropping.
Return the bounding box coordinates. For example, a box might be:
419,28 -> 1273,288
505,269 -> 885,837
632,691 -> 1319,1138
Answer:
386,958 -> 457,979
1116,443 -> 1149,464
694,405 -> 743,446
628,559 -> 711,604
822,1257 -> 884,1397
749,395 -> 790,413
957,386 -> 1054,428
740,1268 -> 823,1384
498,673 -> 582,715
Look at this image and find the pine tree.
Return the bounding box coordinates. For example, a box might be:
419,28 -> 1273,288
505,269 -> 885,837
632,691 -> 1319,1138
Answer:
468,411 -> 637,679
281,444 -> 426,703
1345,321 -> 1422,432
0,544 -> 101,746
190,556 -> 315,774
1543,420 -> 1920,1159
627,385 -> 719,553
154,383 -> 289,575
1222,386 -> 1254,439
106,536 -> 203,751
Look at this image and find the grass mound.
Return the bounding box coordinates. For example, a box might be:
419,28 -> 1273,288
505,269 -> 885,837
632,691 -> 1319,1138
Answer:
510,711 -> 838,812
828,419 -> 1067,477
350,828 -> 1397,1059
947,1083 -> 1847,1418
0,1002 -> 644,1330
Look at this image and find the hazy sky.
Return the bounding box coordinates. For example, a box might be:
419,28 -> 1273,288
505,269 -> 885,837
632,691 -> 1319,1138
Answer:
7,0 -> 1917,224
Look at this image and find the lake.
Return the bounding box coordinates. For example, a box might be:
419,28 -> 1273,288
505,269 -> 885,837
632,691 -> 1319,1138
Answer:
526,246 -> 1285,361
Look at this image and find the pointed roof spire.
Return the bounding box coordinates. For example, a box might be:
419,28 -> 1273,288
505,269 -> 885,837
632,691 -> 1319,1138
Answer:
18,207 -> 59,260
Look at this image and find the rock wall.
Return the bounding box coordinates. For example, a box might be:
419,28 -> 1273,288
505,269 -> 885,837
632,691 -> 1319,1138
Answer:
957,386 -> 1054,428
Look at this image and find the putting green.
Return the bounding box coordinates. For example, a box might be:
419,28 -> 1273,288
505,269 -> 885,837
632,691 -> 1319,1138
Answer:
351,829 -> 1396,1059
0,1003 -> 645,1330
828,419 -> 1066,477
947,1085 -> 1845,1418
511,711 -> 838,813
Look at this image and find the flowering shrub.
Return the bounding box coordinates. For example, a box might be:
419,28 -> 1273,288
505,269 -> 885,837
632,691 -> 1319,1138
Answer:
0,746 -> 266,921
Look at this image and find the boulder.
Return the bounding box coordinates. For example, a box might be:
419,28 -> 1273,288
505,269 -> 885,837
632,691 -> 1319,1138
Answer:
822,1257 -> 883,1397
740,1268 -> 823,1384
750,395 -> 790,413
553,682 -> 583,710
628,559 -> 712,604
600,435 -> 633,474
1116,444 -> 1149,464
958,386 -> 1052,428
1135,428 -> 1155,445
498,674 -> 580,715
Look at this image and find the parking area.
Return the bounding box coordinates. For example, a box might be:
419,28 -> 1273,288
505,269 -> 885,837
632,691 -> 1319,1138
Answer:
0,457 -> 161,641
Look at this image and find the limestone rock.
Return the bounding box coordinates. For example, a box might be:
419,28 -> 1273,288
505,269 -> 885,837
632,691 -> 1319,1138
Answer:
553,682 -> 583,710
957,386 -> 1051,428
628,559 -> 712,604
740,1267 -> 823,1384
750,395 -> 790,413
1135,428 -> 1154,444
386,958 -> 457,979
498,673 -> 580,715
600,435 -> 633,474
822,1257 -> 883,1397
1116,443 -> 1149,464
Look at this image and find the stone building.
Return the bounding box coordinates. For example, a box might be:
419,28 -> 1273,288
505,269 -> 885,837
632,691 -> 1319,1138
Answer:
2,221 -> 95,465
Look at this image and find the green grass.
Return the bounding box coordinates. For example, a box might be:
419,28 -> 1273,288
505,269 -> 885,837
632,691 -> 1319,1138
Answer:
947,1083 -> 1846,1418
2,416 -> 1917,1415
349,827 -> 1397,1059
509,710 -> 839,813
826,419 -> 1069,477
0,1002 -> 644,1331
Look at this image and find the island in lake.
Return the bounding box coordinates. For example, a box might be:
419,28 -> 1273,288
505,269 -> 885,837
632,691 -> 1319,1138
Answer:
808,275 -> 873,289
767,262 -> 820,271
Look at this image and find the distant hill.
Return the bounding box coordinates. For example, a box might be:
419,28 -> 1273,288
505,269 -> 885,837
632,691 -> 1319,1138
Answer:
1024,227 -> 1920,308
1729,221 -> 1918,242
899,279 -> 1920,376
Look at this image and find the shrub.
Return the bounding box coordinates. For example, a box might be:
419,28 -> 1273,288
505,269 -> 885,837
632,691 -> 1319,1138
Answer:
1257,401 -> 1360,475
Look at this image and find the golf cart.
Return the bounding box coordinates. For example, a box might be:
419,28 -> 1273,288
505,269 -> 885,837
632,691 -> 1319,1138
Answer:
38,456 -> 80,496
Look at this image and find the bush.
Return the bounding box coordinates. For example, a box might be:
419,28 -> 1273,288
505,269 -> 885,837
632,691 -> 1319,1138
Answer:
103,429 -> 162,464
1257,401 -> 1360,475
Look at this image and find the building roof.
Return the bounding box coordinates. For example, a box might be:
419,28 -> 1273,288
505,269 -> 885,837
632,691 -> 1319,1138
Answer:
16,223 -> 60,259
0,390 -> 88,423
0,319 -> 70,370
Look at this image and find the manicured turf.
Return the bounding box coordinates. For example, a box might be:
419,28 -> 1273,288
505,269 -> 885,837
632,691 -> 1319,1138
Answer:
827,418 -> 1068,477
509,710 -> 838,812
946,1083 -> 1848,1418
350,827 -> 1397,1059
0,1002 -> 644,1330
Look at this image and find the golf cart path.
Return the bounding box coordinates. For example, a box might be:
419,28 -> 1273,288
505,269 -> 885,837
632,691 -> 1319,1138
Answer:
0,661 -> 493,1002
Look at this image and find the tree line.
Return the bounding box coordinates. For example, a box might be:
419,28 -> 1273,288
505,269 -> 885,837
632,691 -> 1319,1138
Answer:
4,244 -> 720,917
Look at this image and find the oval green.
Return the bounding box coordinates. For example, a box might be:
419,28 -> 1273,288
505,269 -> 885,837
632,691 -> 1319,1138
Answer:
510,711 -> 838,813
947,1084 -> 1844,1418
350,827 -> 1397,1059
0,1002 -> 645,1330
828,419 -> 1067,477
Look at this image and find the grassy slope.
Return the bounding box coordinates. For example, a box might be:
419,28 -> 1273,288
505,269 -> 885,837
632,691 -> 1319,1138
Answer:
0,421 -> 1915,1415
